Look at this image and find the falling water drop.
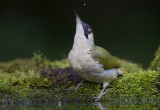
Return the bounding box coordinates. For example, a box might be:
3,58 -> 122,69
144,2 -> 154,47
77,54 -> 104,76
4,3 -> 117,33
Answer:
83,0 -> 86,6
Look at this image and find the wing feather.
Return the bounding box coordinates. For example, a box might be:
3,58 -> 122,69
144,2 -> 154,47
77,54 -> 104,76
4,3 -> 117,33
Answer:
90,46 -> 121,70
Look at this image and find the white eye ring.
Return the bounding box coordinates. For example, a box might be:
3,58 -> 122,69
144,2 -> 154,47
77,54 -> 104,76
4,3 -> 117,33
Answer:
88,28 -> 91,32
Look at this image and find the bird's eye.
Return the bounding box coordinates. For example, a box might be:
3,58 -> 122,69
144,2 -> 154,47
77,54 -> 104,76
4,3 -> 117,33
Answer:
82,22 -> 92,39
88,28 -> 91,32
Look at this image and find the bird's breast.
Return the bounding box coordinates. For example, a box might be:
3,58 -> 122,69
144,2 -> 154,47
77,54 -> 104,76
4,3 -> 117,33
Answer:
68,49 -> 108,83
68,49 -> 83,72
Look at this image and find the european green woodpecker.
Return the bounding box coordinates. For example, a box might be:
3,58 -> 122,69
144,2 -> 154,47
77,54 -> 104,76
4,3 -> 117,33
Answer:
68,12 -> 127,101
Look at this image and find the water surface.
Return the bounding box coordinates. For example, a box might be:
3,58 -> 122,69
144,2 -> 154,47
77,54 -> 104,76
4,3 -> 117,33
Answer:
1,100 -> 159,110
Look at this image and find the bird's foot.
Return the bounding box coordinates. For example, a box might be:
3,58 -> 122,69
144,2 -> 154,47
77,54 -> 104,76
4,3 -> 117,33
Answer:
93,88 -> 110,101
93,96 -> 101,101
67,80 -> 85,91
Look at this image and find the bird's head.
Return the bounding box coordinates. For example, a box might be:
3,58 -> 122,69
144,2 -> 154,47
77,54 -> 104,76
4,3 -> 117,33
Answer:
74,11 -> 94,47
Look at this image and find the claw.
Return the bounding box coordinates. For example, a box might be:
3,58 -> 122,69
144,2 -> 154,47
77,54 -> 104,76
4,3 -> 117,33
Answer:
93,82 -> 110,101
93,96 -> 100,101
67,80 -> 85,91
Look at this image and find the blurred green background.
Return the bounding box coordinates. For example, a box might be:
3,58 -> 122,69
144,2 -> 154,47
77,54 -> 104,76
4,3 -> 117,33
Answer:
0,0 -> 159,68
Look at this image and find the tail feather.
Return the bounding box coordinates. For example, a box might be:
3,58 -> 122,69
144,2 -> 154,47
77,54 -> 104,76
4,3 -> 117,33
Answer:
120,67 -> 128,74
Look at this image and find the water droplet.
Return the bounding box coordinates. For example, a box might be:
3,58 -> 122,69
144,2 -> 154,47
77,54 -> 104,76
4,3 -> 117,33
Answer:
59,101 -> 61,107
83,0 -> 86,6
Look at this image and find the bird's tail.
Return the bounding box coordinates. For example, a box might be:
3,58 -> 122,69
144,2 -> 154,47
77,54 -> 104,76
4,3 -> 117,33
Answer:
120,67 -> 128,74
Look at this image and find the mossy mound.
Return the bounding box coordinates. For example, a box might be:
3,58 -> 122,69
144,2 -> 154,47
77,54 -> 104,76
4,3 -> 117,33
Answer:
0,51 -> 159,103
40,67 -> 160,101
118,59 -> 143,73
150,46 -> 160,70
108,70 -> 160,98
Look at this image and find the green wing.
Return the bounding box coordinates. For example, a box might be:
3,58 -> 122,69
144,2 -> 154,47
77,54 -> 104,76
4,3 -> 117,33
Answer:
90,46 -> 121,70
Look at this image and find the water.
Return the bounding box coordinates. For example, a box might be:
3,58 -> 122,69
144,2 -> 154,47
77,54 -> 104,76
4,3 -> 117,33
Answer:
0,101 -> 159,110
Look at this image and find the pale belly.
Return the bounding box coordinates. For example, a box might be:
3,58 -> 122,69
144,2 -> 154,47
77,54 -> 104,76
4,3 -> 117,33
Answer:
76,70 -> 106,83
68,50 -> 117,83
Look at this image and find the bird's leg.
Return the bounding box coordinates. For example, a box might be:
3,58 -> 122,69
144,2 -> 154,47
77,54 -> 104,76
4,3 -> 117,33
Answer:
93,82 -> 109,101
68,79 -> 85,91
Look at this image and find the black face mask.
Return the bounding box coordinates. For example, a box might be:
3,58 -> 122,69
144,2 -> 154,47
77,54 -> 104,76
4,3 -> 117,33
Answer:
82,22 -> 92,39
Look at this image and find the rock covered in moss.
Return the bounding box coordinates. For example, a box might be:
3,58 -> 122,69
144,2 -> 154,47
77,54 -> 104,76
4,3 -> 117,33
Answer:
66,70 -> 159,99
0,51 -> 159,103
107,70 -> 160,98
118,59 -> 142,73
40,67 -> 160,100
40,67 -> 83,87
150,46 -> 160,70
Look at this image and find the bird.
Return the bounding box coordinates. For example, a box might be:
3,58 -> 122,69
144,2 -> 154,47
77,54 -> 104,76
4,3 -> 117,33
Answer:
68,11 -> 127,101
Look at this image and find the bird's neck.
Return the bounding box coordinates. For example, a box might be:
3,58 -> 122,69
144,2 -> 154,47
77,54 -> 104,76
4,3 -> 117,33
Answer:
72,34 -> 94,51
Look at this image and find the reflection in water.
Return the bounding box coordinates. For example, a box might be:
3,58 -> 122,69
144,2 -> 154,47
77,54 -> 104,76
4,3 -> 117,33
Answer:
0,100 -> 160,110
59,101 -> 61,107
94,102 -> 108,110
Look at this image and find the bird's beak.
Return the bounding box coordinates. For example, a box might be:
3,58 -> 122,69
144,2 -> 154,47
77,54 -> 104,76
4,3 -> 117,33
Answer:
74,11 -> 82,24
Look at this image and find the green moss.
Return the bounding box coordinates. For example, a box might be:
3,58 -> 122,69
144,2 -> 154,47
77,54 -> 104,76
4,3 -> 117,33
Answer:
150,46 -> 160,70
0,70 -> 54,101
50,58 -> 69,68
107,70 -> 160,98
0,51 -> 159,103
0,58 -> 33,73
67,70 -> 159,100
118,59 -> 143,73
32,51 -> 50,67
